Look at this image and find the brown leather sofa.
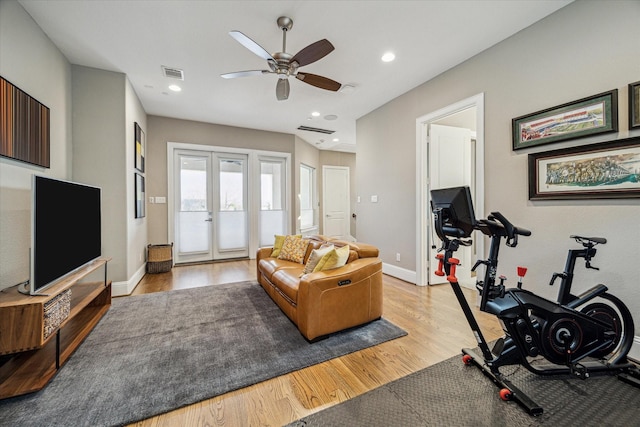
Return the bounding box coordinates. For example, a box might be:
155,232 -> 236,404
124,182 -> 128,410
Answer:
257,235 -> 383,341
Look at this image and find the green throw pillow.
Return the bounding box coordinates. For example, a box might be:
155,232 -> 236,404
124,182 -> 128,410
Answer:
313,244 -> 350,272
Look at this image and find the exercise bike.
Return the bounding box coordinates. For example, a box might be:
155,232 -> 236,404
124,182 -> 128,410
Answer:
430,186 -> 640,416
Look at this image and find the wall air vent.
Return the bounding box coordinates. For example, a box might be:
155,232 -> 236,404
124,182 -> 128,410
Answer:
161,66 -> 184,80
297,126 -> 335,134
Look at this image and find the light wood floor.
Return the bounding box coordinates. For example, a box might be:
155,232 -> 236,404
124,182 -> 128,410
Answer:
128,259 -> 502,427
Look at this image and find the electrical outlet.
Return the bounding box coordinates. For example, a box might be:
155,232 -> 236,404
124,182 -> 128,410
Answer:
396,252 -> 401,262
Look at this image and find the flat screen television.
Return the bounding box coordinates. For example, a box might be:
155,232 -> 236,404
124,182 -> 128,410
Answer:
21,176 -> 102,295
430,186 -> 477,239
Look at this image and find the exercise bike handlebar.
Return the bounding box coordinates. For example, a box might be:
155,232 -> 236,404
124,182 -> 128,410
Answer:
484,211 -> 531,247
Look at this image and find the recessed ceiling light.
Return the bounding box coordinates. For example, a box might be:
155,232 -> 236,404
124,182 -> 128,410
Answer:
381,52 -> 396,62
324,114 -> 338,121
333,138 -> 339,142
168,84 -> 182,92
311,111 -> 320,117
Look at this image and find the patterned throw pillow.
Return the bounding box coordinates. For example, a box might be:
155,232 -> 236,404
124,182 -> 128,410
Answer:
313,244 -> 350,272
277,235 -> 309,264
302,244 -> 334,274
271,234 -> 301,257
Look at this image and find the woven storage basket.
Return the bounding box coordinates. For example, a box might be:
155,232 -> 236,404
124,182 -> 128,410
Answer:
43,289 -> 71,340
147,243 -> 173,273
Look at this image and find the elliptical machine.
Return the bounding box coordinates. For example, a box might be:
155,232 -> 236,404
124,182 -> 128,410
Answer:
430,186 -> 640,416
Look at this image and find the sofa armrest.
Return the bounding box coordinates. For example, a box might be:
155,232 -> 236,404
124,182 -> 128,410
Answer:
257,247 -> 273,261
296,257 -> 383,340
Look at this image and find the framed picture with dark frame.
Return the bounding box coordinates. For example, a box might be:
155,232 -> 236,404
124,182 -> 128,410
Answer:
629,81 -> 640,129
528,135 -> 640,200
513,90 -> 618,150
135,173 -> 145,218
134,122 -> 145,172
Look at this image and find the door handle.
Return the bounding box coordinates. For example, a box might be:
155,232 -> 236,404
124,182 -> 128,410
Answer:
204,218 -> 212,222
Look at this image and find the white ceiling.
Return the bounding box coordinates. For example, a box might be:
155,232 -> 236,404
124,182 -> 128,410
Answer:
19,0 -> 572,152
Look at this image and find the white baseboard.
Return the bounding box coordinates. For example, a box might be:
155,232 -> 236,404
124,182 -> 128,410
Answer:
628,335 -> 640,363
382,263 -> 417,284
111,263 -> 146,297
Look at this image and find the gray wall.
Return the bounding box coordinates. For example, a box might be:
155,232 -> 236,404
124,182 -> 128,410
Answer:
0,0 -> 72,290
146,115 -> 298,244
356,1 -> 640,344
71,65 -> 148,285
0,1 -> 148,292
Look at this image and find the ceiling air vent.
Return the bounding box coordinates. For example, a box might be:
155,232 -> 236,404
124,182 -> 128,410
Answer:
162,66 -> 184,80
297,126 -> 335,134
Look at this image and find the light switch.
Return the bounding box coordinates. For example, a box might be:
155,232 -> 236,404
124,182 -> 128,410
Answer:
371,195 -> 378,203
148,197 -> 155,204
155,196 -> 167,204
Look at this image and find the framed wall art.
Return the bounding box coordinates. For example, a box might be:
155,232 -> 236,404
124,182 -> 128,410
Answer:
528,135 -> 640,200
134,122 -> 145,172
0,76 -> 50,167
513,90 -> 618,150
629,81 -> 640,130
135,173 -> 145,218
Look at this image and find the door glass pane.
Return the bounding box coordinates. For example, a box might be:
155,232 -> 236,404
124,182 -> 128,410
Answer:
219,159 -> 244,211
178,156 -> 209,253
217,158 -> 247,252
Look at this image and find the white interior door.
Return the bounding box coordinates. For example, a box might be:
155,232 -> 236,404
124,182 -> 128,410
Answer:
322,166 -> 350,239
428,124 -> 475,287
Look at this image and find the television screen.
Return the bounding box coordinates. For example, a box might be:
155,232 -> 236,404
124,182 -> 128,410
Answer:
30,176 -> 101,294
430,186 -> 477,238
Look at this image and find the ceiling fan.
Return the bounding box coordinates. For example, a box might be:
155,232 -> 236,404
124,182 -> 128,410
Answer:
221,16 -> 342,101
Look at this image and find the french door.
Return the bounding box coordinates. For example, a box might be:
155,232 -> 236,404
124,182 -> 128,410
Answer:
174,150 -> 249,263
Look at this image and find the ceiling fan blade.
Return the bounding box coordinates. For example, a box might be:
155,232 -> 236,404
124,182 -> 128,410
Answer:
276,78 -> 290,101
221,70 -> 270,79
229,30 -> 275,61
295,73 -> 342,92
290,39 -> 335,67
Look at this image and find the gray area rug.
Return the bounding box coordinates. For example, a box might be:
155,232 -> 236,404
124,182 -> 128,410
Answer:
287,353 -> 640,426
0,281 -> 406,427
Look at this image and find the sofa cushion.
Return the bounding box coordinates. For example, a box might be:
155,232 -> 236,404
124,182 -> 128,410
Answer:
314,244 -> 350,272
303,244 -> 334,275
258,258 -> 301,280
272,268 -> 303,303
278,235 -> 309,263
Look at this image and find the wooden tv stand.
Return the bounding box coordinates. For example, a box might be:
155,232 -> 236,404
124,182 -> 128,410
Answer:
0,258 -> 111,399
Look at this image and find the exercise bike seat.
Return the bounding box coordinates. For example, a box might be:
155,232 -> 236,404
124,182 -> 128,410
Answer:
571,235 -> 607,245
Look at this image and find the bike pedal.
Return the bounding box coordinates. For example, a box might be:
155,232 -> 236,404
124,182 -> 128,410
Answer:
492,338 -> 505,356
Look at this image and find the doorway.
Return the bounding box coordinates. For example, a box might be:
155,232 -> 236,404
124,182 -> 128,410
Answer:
167,143 -> 291,264
416,93 -> 485,288
322,165 -> 350,239
173,150 -> 249,263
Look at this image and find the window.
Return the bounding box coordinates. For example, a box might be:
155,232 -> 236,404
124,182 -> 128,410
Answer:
299,164 -> 316,231
259,157 -> 287,246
